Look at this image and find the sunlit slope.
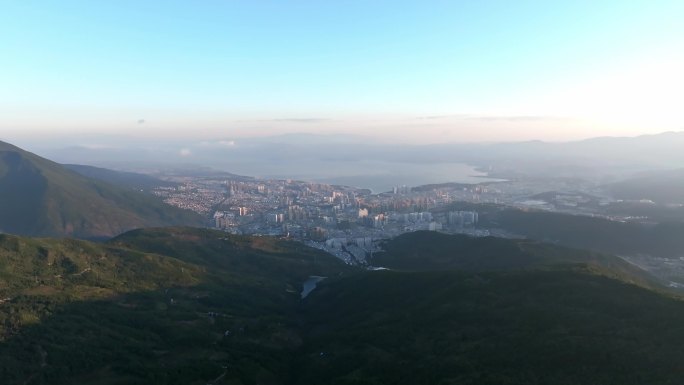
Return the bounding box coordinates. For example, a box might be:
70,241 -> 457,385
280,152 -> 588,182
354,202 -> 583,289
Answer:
110,227 -> 348,282
0,141 -> 204,238
0,227 -> 349,385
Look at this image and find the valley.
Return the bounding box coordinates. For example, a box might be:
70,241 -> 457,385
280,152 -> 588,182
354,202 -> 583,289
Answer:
4,3 -> 684,384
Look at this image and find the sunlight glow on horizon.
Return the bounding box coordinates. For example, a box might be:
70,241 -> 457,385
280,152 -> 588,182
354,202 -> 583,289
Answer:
1,1 -> 683,143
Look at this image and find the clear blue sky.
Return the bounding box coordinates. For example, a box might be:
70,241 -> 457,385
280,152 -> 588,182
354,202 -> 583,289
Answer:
2,1 -> 683,142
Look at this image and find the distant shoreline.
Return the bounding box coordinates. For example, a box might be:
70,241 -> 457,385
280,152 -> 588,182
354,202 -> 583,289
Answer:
307,162 -> 506,194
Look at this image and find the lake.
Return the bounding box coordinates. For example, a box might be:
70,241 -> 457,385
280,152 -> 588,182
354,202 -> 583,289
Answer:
297,161 -> 504,193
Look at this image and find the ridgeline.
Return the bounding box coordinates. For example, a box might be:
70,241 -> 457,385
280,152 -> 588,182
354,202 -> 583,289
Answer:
0,141 -> 204,239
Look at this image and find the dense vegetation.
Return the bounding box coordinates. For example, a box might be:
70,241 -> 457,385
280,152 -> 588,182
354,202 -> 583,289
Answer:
0,141 -> 204,239
482,208 -> 684,258
371,231 -> 662,289
300,269 -> 684,385
1,228 -> 684,384
0,228 -> 349,384
435,202 -> 684,258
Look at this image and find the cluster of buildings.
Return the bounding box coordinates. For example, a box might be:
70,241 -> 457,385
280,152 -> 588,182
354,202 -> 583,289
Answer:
216,181 -> 480,239
153,172 -> 624,265
152,175 -> 490,264
146,167 -> 661,265
153,183 -> 225,215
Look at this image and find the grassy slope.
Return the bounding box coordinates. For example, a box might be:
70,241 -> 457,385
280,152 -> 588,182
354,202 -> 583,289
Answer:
0,228 -> 350,385
0,141 -> 204,238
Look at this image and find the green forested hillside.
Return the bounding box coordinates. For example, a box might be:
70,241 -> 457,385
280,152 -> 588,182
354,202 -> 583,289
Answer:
299,269 -> 684,385
0,141 -> 204,239
0,228 -> 349,385
1,228 -> 683,385
436,202 -> 684,258
371,231 -> 663,289
483,208 -> 684,258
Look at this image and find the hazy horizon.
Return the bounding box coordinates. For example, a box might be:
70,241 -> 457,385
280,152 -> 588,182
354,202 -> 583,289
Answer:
5,129 -> 684,194
3,0 -> 684,191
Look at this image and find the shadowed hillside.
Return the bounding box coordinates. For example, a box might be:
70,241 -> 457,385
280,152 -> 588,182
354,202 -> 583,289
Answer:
482,208 -> 684,258
64,164 -> 176,191
606,168 -> 684,204
298,269 -> 684,385
0,141 -> 204,239
371,231 -> 663,289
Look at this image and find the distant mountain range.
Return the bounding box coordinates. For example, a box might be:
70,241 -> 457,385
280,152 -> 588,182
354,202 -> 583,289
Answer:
63,164 -> 177,191
20,130 -> 684,183
0,141 -> 205,239
604,168 -> 684,204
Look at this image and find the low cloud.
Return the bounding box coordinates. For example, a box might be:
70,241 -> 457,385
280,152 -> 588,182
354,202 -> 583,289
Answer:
179,148 -> 192,157
272,118 -> 330,123
75,143 -> 118,150
199,140 -> 236,147
236,118 -> 331,123
467,115 -> 564,122
415,114 -> 469,120
414,114 -> 564,123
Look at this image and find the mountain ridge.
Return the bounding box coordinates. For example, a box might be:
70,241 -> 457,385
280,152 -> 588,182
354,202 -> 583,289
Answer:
0,140 -> 205,239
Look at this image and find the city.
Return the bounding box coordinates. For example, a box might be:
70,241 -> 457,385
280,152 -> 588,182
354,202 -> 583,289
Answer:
150,170 -> 648,266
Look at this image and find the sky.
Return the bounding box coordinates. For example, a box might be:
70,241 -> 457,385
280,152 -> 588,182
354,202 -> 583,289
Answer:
1,0 -> 684,144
